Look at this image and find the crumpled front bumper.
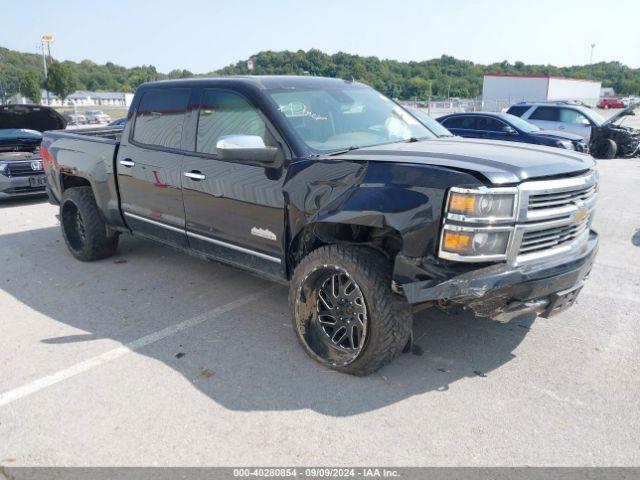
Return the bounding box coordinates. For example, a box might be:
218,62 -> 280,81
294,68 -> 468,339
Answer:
398,231 -> 598,318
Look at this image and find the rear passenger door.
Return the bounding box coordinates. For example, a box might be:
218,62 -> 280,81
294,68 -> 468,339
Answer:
116,88 -> 190,248
180,88 -> 287,279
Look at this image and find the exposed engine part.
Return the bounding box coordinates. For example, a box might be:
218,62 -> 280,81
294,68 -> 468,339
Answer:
590,102 -> 640,159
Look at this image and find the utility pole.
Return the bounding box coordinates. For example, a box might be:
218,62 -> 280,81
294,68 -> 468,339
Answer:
41,35 -> 54,105
589,43 -> 596,72
0,54 -> 5,104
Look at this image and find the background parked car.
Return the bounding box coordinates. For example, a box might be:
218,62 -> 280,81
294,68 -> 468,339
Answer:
107,117 -> 126,127
62,111 -> 87,125
598,98 -> 625,109
506,101 -> 607,140
0,104 -> 67,199
404,107 -> 455,137
84,110 -> 111,124
437,112 -> 588,152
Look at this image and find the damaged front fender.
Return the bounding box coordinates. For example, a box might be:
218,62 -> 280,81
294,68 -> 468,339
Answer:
283,158 -> 483,274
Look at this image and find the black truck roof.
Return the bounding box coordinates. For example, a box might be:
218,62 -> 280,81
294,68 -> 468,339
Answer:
140,75 -> 364,91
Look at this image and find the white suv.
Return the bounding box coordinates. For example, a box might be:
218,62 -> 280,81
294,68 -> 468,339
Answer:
506,102 -> 607,140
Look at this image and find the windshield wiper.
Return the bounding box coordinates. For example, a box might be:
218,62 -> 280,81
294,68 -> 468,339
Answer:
326,145 -> 361,156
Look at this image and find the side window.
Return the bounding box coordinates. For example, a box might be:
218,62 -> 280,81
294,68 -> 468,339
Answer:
559,108 -> 590,125
459,116 -> 478,129
476,117 -> 506,131
443,116 -> 476,129
529,107 -> 559,121
132,88 -> 190,149
506,106 -> 529,117
196,89 -> 269,155
441,117 -> 462,128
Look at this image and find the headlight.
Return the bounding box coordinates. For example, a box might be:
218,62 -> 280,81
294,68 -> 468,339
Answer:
440,225 -> 511,260
0,162 -> 7,174
556,140 -> 575,150
446,187 -> 517,223
440,186 -> 518,262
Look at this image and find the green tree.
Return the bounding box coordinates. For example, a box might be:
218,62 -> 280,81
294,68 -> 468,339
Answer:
19,71 -> 41,103
407,76 -> 432,100
45,61 -> 77,100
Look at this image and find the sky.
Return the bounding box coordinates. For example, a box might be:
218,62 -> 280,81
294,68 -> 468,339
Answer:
1,0 -> 639,73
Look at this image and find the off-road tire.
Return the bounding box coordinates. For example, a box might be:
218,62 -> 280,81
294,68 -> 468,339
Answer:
591,138 -> 617,159
290,245 -> 413,376
60,186 -> 119,261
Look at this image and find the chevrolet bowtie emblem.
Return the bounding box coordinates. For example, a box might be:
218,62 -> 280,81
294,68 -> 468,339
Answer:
573,206 -> 588,223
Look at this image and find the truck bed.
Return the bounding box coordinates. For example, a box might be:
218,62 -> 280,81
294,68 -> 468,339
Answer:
59,126 -> 124,141
42,127 -> 125,229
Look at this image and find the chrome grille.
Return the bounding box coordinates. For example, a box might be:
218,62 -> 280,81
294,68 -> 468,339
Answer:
511,171 -> 597,264
5,162 -> 43,177
518,218 -> 589,255
528,184 -> 597,211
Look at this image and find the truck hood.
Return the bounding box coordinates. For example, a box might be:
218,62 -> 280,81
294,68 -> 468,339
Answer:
0,104 -> 67,132
335,137 -> 594,184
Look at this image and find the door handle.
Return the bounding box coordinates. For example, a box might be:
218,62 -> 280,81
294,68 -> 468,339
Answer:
184,171 -> 206,181
558,126 -> 565,130
120,159 -> 135,167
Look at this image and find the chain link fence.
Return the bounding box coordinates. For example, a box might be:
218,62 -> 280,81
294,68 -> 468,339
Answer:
401,97 -> 601,118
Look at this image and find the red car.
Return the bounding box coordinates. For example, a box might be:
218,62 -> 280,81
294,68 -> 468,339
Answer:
598,98 -> 625,109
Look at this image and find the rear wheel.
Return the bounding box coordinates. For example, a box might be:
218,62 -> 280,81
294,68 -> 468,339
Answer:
60,186 -> 119,261
290,245 -> 412,376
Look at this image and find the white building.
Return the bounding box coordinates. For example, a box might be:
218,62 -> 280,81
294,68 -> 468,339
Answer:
600,87 -> 615,97
481,74 -> 602,111
39,90 -> 134,107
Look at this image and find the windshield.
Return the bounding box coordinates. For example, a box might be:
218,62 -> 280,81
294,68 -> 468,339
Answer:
503,114 -> 540,133
585,108 -> 606,126
405,108 -> 454,137
267,85 -> 435,153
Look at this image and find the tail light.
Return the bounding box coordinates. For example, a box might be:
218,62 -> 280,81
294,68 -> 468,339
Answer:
40,146 -> 54,172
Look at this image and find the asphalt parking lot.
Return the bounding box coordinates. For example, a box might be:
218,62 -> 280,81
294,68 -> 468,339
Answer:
1,157 -> 639,466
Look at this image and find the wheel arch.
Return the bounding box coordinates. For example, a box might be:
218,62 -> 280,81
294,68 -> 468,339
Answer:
286,220 -> 403,279
60,173 -> 91,192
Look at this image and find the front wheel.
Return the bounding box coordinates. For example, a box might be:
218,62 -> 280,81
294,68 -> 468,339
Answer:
290,245 -> 412,376
591,138 -> 617,159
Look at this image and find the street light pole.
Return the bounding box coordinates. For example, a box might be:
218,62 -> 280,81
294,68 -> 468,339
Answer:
589,43 -> 596,69
40,35 -> 54,105
40,41 -> 49,105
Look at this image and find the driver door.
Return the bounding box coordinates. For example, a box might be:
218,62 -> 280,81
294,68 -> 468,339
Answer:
558,108 -> 592,139
181,88 -> 287,278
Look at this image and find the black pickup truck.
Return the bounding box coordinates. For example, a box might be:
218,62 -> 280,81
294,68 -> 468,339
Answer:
42,76 -> 598,375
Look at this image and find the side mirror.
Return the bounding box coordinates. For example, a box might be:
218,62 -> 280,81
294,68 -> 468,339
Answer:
503,126 -> 517,135
216,135 -> 280,167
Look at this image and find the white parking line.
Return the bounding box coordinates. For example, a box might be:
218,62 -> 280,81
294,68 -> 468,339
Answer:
0,288 -> 276,408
